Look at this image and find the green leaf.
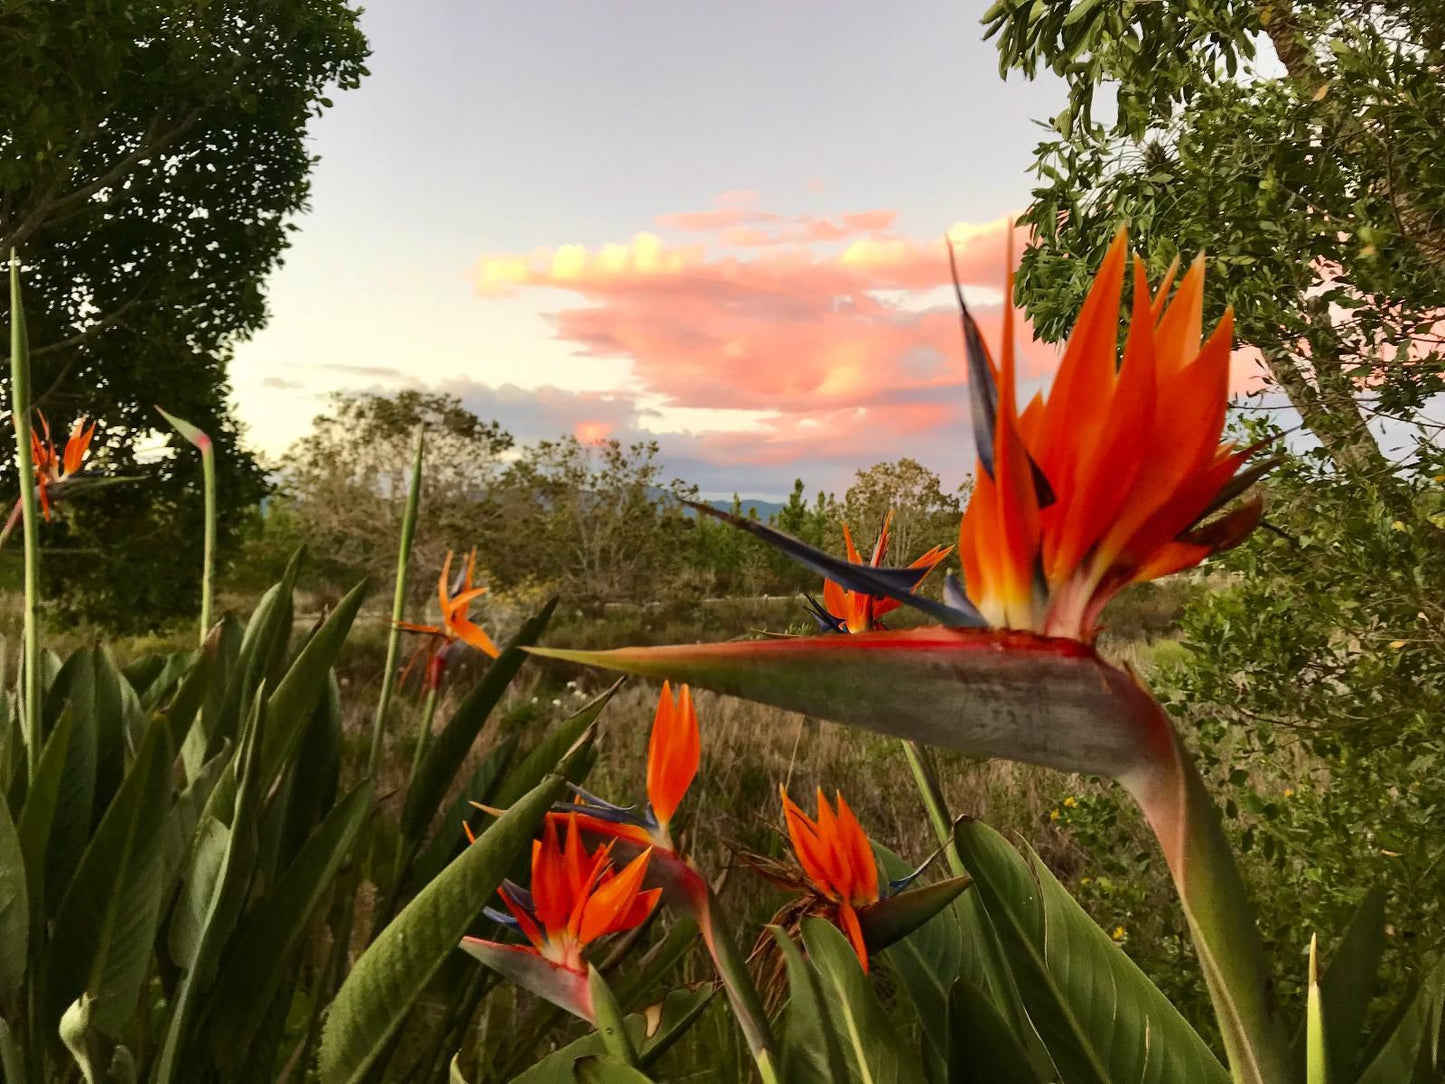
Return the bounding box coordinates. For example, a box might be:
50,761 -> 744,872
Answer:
510,987 -> 715,1083
0,792 -> 28,999
153,695 -> 268,1083
1355,957 -> 1444,1084
48,717 -> 174,1036
773,926 -> 848,1084
800,917 -> 928,1084
16,708 -> 74,926
206,781 -> 372,1067
953,819 -> 1228,1084
167,815 -> 231,969
589,965 -> 640,1066
260,577 -> 368,789
947,979 -> 1045,1084
574,1057 -> 657,1084
41,651 -> 98,914
318,767 -> 572,1084
407,734 -> 518,892
403,597 -> 558,840
1293,887 -> 1385,1080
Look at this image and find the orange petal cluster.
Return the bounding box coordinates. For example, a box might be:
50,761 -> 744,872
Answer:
396,549 -> 501,683
822,511 -> 953,633
958,229 -> 1261,640
498,813 -> 661,972
780,786 -> 880,969
30,411 -> 96,520
646,680 -> 699,841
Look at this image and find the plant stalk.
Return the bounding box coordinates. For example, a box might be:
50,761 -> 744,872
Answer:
1124,706 -> 1292,1084
367,425 -> 424,778
198,432 -> 215,646
8,253 -> 41,784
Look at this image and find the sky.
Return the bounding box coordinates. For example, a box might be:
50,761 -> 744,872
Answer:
229,1 -> 1081,499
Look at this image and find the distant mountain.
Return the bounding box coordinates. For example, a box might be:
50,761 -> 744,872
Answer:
706,497 -> 786,520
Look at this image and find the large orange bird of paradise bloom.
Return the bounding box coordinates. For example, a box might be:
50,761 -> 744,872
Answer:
395,548 -> 500,689
2,411 -> 97,543
807,512 -> 953,634
527,230 -> 1295,1084
458,812 -> 660,1021
778,787 -> 880,969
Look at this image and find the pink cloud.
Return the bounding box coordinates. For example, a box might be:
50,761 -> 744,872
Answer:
472,197 -> 1256,489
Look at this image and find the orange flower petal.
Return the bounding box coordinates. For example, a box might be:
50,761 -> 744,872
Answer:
646,681 -> 699,829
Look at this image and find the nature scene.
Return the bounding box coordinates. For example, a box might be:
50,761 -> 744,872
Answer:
1,3 -> 1443,1083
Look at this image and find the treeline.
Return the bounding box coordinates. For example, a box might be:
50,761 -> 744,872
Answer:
235,390 -> 968,614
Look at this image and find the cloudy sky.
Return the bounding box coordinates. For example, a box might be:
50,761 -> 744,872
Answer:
230,1 -> 1079,498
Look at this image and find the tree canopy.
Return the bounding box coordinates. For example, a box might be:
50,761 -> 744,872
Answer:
0,0 -> 369,628
985,0 -> 1445,482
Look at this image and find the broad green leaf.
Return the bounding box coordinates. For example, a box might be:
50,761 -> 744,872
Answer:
183,615 -> 243,778
274,669 -> 342,871
574,1057 -> 657,1084
402,597 -> 558,840
0,793 -> 27,998
612,916 -> 700,1014
167,815 -> 231,969
407,734 -> 518,892
318,767 -> 572,1084
206,781 -> 371,1068
159,647 -> 214,764
1293,887 -> 1385,1081
16,708 -> 75,923
214,551 -> 301,749
506,988 -> 715,1083
41,652 -> 98,914
0,1017 -> 21,1084
260,577 -> 368,788
47,718 -> 174,1036
953,819 -> 1228,1084
947,979 -> 1045,1084
800,917 -> 928,1084
589,964 -> 640,1066
153,695 -> 267,1084
491,678 -> 621,810
89,646 -> 134,821
159,744 -> 231,898
1356,957 -> 1445,1084
774,926 -> 848,1084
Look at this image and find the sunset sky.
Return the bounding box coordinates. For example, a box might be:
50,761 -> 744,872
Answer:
230,1 -> 1082,498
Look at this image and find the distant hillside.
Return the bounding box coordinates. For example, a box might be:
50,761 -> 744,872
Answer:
706,497 -> 786,520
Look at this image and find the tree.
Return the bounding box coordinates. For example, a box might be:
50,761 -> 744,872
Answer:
984,0 -> 1445,486
277,391 -> 513,602
495,437 -> 697,611
843,458 -> 961,563
0,0 -> 369,627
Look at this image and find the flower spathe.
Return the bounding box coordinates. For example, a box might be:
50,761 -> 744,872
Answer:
958,230 -> 1261,640
815,512 -> 953,634
459,813 -> 660,1021
780,786 -> 880,969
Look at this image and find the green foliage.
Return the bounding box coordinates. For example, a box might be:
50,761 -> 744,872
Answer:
987,0 -> 1445,482
1,1 -> 370,630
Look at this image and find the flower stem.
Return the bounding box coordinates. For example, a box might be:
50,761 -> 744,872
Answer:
367,425 -> 424,779
1124,701 -> 1292,1084
198,434 -> 215,646
8,253 -> 41,783
407,684 -> 440,788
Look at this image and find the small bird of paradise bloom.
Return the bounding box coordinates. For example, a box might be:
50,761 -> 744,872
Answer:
396,549 -> 499,688
459,812 -> 660,1020
777,787 -> 881,969
807,511 -> 952,634
3,411 -> 97,544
